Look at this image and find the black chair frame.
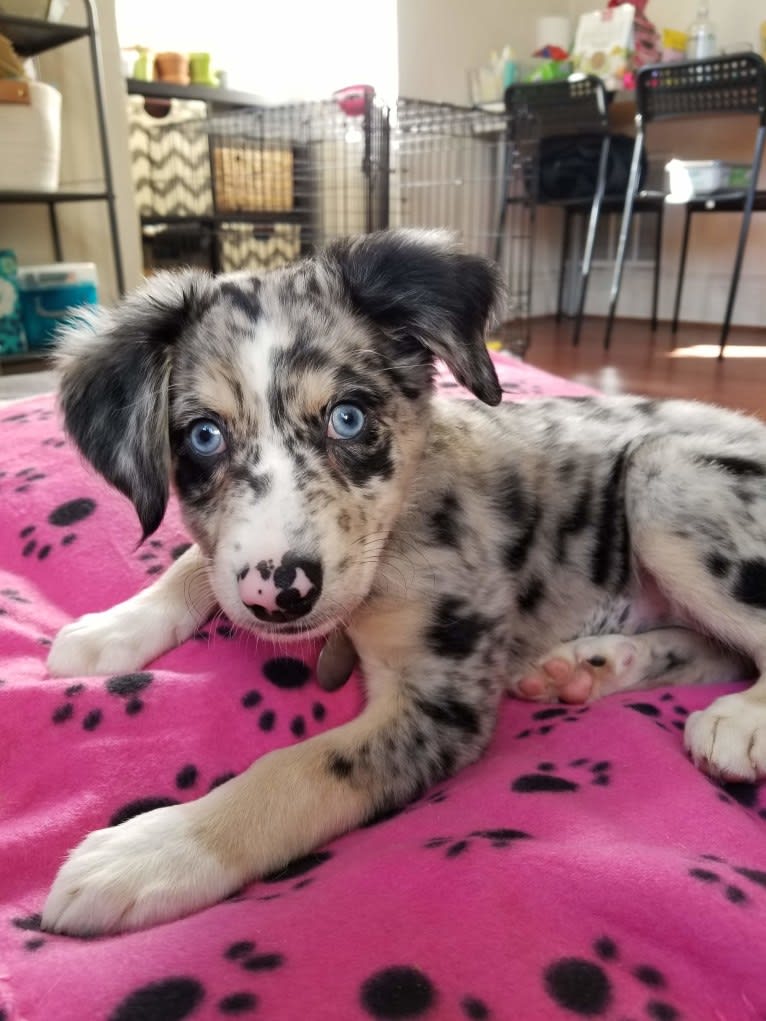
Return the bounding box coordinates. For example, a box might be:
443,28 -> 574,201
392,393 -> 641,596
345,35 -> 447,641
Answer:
605,51 -> 766,353
501,76 -> 663,345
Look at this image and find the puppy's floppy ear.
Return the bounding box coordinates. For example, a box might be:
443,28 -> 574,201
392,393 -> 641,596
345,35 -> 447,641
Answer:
325,229 -> 504,405
56,270 -> 215,539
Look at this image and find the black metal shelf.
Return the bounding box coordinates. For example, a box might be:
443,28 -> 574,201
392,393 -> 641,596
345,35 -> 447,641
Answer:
0,13 -> 88,57
141,210 -> 308,228
126,78 -> 266,110
0,189 -> 110,204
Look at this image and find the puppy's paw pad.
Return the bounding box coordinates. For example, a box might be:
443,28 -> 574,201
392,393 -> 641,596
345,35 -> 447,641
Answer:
514,638 -> 640,704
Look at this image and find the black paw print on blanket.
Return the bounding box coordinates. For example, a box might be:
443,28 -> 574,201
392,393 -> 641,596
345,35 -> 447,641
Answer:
624,691 -> 691,734
359,964 -> 493,1020
511,758 -> 612,793
515,704 -> 591,739
50,672 -> 155,728
544,935 -> 683,1020
687,853 -> 766,906
17,497 -> 96,561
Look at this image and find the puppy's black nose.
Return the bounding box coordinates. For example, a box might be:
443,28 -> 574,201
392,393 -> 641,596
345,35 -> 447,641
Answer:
238,552 -> 323,623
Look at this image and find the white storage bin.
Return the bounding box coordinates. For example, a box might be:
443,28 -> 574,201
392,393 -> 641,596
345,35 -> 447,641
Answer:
665,159 -> 752,203
0,81 -> 62,192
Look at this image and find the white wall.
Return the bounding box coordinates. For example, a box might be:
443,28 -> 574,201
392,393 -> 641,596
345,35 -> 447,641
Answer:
397,0 -> 766,327
1,0 -> 142,304
116,0 -> 399,104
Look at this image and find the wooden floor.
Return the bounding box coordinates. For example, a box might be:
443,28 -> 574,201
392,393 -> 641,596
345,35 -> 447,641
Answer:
519,316 -> 766,421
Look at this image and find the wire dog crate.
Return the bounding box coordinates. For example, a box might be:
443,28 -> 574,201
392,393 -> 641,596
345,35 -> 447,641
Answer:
391,99 -> 534,355
128,95 -> 390,274
128,95 -> 534,353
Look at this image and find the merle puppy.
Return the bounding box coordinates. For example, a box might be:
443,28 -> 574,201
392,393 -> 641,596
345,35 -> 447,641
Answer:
43,230 -> 764,935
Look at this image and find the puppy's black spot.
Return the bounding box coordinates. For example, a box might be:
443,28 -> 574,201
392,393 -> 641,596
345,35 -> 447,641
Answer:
415,696 -> 480,735
171,543 -> 192,560
218,279 -> 261,319
328,751 -> 355,778
429,492 -> 461,547
733,559 -> 766,610
503,500 -> 541,572
242,689 -> 263,708
517,576 -> 545,614
48,498 -> 96,527
109,796 -> 180,826
699,454 -> 765,477
360,965 -> 436,1019
107,977 -> 204,1021
312,701 -> 326,721
262,850 -> 332,882
426,597 -> 488,660
591,449 -> 629,589
556,482 -> 591,560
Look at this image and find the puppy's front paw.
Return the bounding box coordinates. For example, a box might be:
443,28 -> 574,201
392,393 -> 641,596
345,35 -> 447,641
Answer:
685,691 -> 766,782
42,804 -> 238,935
48,607 -> 172,676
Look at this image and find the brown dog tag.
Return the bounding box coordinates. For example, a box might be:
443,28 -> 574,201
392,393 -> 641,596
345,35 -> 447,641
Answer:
316,629 -> 358,691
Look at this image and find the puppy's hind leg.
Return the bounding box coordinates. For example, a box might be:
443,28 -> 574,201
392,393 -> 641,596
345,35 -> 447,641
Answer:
47,544 -> 216,676
513,627 -> 752,704
627,435 -> 766,780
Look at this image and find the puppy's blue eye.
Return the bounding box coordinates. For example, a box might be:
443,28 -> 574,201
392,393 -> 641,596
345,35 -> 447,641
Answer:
328,403 -> 366,440
187,419 -> 225,457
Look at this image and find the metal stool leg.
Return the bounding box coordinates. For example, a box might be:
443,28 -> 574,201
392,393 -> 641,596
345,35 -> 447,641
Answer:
574,135 -> 609,347
671,206 -> 692,341
650,204 -> 663,331
604,131 -> 644,350
556,207 -> 572,323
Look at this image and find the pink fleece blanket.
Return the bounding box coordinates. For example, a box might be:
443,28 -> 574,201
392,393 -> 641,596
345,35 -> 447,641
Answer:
1,353 -> 765,1021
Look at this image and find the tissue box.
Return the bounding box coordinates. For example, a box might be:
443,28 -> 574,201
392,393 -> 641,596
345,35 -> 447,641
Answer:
17,263 -> 98,349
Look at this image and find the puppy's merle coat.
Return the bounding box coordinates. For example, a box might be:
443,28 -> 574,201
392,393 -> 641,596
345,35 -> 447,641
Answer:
43,230 -> 765,935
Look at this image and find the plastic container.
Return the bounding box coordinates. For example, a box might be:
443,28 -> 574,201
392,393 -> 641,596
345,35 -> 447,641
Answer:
0,249 -> 26,355
665,159 -> 751,201
17,263 -> 98,349
0,80 -> 62,192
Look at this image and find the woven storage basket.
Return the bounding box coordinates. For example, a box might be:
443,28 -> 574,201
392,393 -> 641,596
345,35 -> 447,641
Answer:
213,146 -> 293,213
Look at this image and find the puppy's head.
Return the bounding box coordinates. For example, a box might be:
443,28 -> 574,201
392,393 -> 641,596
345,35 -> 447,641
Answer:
58,230 -> 503,638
